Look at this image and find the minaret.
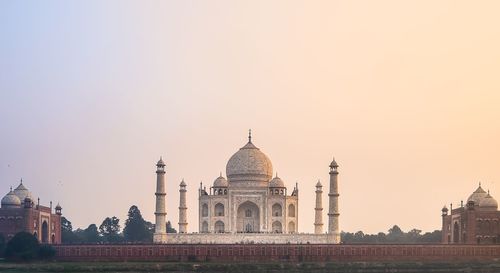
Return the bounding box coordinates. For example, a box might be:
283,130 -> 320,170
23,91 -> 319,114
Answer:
327,157 -> 340,243
441,205 -> 449,243
153,157 -> 167,243
178,179 -> 188,233
314,180 -> 323,234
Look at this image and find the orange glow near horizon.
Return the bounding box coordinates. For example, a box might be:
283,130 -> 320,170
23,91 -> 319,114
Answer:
0,0 -> 499,234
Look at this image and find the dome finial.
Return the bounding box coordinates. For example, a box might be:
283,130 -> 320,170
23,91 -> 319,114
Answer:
180,178 -> 186,187
248,129 -> 252,143
156,157 -> 166,167
220,171 -> 222,177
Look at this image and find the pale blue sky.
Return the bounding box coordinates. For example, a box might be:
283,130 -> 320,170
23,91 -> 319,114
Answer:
1,1 -> 499,233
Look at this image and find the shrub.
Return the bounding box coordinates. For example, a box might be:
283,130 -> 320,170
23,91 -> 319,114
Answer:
5,232 -> 40,261
0,233 -> 6,257
38,244 -> 56,260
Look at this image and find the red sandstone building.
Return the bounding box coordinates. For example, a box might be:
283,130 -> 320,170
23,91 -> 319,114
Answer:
0,180 -> 62,244
441,184 -> 499,244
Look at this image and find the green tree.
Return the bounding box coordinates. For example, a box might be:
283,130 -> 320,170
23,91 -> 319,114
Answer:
353,231 -> 365,242
419,230 -> 442,243
387,225 -> 404,242
166,221 -> 177,233
407,228 -> 422,243
5,232 -> 40,261
99,216 -> 122,243
123,205 -> 151,242
61,217 -> 80,243
145,221 -> 155,239
376,232 -> 387,243
81,224 -> 100,243
340,231 -> 354,243
341,226 -> 439,244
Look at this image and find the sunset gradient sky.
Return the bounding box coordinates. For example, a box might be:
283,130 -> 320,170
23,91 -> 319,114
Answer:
1,1 -> 499,234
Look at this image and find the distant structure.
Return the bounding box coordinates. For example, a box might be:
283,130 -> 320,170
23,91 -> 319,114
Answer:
327,158 -> 341,243
153,158 -> 167,243
314,180 -> 323,234
0,180 -> 62,244
153,131 -> 340,244
441,183 -> 499,244
178,179 -> 188,233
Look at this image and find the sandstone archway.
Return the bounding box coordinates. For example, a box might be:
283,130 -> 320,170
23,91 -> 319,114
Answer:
237,201 -> 260,232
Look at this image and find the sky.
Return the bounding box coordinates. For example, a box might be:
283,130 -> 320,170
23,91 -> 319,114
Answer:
0,0 -> 499,234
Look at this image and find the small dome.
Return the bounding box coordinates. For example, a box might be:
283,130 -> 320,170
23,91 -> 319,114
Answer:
226,138 -> 273,184
55,203 -> 62,210
213,174 -> 228,188
1,190 -> 21,208
467,184 -> 488,205
441,206 -> 448,212
157,157 -> 166,167
316,180 -> 322,187
329,157 -> 339,168
180,179 -> 187,187
479,192 -> 498,210
13,181 -> 32,202
269,175 -> 285,188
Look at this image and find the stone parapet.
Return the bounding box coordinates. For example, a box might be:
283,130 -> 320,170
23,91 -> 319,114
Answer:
54,244 -> 500,263
162,233 -> 335,244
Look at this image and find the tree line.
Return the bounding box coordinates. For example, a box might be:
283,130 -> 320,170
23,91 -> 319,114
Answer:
62,205 -> 177,244
341,225 -> 441,243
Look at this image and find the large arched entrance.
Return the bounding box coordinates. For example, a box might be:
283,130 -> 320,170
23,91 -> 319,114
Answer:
453,222 -> 459,243
41,221 -> 48,243
237,201 -> 260,233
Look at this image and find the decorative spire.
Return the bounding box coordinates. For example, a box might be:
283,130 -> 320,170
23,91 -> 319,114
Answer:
329,157 -> 339,172
220,171 -> 222,177
316,179 -> 322,187
20,178 -> 23,184
248,129 -> 252,143
156,156 -> 166,167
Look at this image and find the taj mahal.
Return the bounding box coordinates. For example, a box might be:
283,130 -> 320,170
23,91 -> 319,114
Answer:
153,131 -> 340,244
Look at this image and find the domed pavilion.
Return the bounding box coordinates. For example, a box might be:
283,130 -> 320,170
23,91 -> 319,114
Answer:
153,131 -> 341,244
441,183 -> 499,244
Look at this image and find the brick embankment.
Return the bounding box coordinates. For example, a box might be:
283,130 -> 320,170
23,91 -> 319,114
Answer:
54,244 -> 500,263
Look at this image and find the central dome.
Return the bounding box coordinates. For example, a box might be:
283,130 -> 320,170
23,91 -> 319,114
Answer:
467,184 -> 488,205
226,138 -> 273,185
